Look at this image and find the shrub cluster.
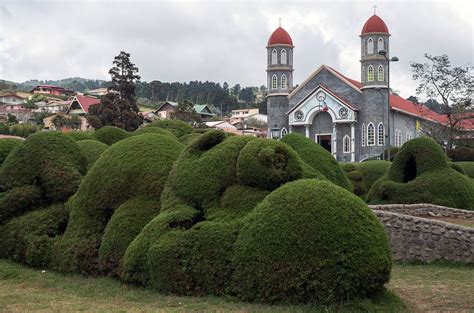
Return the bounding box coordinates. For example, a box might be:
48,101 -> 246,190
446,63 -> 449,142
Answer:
341,163 -> 367,198
448,147 -> 474,162
356,160 -> 391,192
0,138 -> 22,164
76,140 -> 109,170
146,120 -> 195,138
93,126 -> 130,145
456,162 -> 474,179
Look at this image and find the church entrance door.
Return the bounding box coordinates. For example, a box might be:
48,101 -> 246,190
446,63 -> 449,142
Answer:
315,134 -> 332,153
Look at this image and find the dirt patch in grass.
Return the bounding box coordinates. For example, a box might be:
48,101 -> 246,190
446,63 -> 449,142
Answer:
428,217 -> 474,228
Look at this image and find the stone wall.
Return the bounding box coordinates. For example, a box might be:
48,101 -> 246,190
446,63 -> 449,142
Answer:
369,203 -> 474,219
372,209 -> 473,263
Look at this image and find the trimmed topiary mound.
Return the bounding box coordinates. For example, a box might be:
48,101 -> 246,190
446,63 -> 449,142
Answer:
93,126 -> 130,145
52,134 -> 184,275
447,147 -> 474,162
0,132 -> 87,222
280,133 -> 352,191
76,140 -> 109,170
356,160 -> 391,192
179,133 -> 202,146
66,131 -> 96,141
132,127 -> 175,137
341,163 -> 367,198
367,137 -> 474,210
0,138 -> 22,164
456,162 -> 474,178
146,120 -> 194,137
232,179 -> 391,304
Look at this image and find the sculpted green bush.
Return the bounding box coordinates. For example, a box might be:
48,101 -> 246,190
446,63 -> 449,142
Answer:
146,120 -> 194,138
456,162 -> 474,178
66,131 -> 96,141
341,163 -> 367,198
52,134 -> 184,274
356,160 -> 391,191
0,132 -> 87,222
367,137 -> 474,209
132,127 -> 175,137
280,133 -> 352,191
94,126 -> 130,145
0,138 -> 22,164
232,179 -> 391,303
179,133 -> 202,146
76,140 -> 108,170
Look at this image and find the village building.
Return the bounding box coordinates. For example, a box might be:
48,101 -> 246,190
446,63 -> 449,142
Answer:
155,101 -> 216,120
0,93 -> 32,123
266,13 -> 474,162
31,85 -> 74,97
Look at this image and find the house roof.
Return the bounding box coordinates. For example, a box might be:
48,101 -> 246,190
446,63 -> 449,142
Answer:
194,104 -> 215,116
73,95 -> 100,113
0,93 -> 25,100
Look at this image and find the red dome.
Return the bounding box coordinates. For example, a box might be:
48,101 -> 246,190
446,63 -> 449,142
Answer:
361,14 -> 389,35
268,27 -> 293,46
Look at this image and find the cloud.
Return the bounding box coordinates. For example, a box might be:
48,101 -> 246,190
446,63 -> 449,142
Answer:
0,0 -> 472,98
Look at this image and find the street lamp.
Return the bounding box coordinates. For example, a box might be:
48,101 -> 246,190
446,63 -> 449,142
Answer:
378,49 -> 398,161
270,124 -> 280,140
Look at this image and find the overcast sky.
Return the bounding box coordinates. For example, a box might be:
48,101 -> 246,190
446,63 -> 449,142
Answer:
0,0 -> 472,98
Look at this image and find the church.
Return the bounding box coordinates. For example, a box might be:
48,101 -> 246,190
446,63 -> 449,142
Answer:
266,13 -> 436,162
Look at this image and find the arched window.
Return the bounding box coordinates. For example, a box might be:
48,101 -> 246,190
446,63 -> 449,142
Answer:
367,123 -> 375,146
281,128 -> 288,137
395,129 -> 403,147
377,37 -> 384,52
271,49 -> 277,64
281,74 -> 287,89
378,65 -> 384,82
343,135 -> 351,153
271,74 -> 277,89
367,38 -> 374,54
361,123 -> 366,147
378,123 -> 385,146
406,132 -> 412,141
367,65 -> 374,82
281,49 -> 287,64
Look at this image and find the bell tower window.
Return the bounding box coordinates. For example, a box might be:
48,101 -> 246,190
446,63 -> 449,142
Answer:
367,123 -> 375,146
378,65 -> 384,81
367,38 -> 374,54
367,65 -> 374,82
281,49 -> 287,64
271,74 -> 278,89
281,74 -> 287,89
271,49 -> 277,64
378,123 -> 385,146
378,37 -> 384,52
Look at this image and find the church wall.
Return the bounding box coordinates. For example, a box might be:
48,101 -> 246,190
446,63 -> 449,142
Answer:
309,112 -> 333,138
267,95 -> 290,134
391,111 -> 417,146
335,123 -> 352,163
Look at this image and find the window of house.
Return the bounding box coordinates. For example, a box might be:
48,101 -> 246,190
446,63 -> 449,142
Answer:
378,37 -> 384,52
367,38 -> 374,54
378,65 -> 384,82
361,123 -> 366,147
343,135 -> 351,153
367,123 -> 375,146
378,123 -> 384,146
395,129 -> 403,147
281,49 -> 287,64
368,65 -> 374,82
271,74 -> 278,89
271,49 -> 277,64
281,74 -> 287,89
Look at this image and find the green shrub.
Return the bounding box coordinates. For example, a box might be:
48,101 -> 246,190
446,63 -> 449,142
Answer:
341,164 -> 367,198
447,147 -> 474,162
132,127 -> 175,137
66,131 -> 96,141
0,204 -> 68,268
8,123 -> 38,138
53,134 -> 184,274
280,133 -> 352,191
449,162 -> 466,175
456,162 -> 474,178
98,196 -> 160,276
0,138 -> 22,164
0,185 -> 43,223
146,120 -> 194,137
76,140 -> 108,170
232,179 -> 391,304
356,160 -> 391,191
93,126 -> 130,145
380,146 -> 400,161
367,138 -> 474,210
179,133 -> 202,146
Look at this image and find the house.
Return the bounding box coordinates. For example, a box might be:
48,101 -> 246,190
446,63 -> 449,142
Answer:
0,93 -> 32,123
205,120 -> 237,132
31,85 -> 74,97
34,100 -> 70,114
155,101 -> 216,120
0,93 -> 26,105
193,104 -> 216,120
86,87 -> 109,97
139,111 -> 158,123
64,95 -> 101,130
230,108 -> 262,124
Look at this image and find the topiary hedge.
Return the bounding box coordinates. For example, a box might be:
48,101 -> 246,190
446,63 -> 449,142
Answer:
52,134 -> 184,274
66,131 -> 96,142
367,137 -> 474,210
280,133 -> 352,191
456,162 -> 474,179
0,138 -> 22,164
132,127 -> 175,137
76,140 -> 109,170
231,179 -> 391,303
356,160 -> 391,192
447,147 -> 474,162
93,126 -> 130,145
146,120 -> 195,138
179,133 -> 202,146
380,147 -> 400,161
341,163 -> 367,198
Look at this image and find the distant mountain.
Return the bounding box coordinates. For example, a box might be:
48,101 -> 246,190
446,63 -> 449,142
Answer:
1,77 -> 110,93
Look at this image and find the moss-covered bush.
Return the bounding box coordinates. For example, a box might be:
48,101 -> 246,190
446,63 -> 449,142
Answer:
52,134 -> 184,274
0,204 -> 68,268
179,133 -> 202,146
456,162 -> 474,178
132,127 -> 175,137
93,126 -> 130,145
232,179 -> 391,304
0,138 -> 22,164
66,131 -> 96,141
341,163 -> 367,198
356,160 -> 391,191
0,132 -> 87,222
367,137 -> 474,210
449,162 -> 467,175
380,147 -> 400,161
146,120 -> 194,137
280,133 -> 352,191
447,147 -> 474,162
76,140 -> 108,170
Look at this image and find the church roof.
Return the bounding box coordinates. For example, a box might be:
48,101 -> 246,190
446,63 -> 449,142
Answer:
268,27 -> 293,46
361,14 -> 389,35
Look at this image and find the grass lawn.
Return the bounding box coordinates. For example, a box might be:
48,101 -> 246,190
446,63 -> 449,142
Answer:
0,260 -> 472,312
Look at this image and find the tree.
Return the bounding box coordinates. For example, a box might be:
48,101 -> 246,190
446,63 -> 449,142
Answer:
411,53 -> 473,147
87,51 -> 143,131
7,114 -> 18,124
239,87 -> 256,104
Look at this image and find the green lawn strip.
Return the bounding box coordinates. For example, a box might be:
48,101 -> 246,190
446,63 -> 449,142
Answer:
0,259 -> 406,312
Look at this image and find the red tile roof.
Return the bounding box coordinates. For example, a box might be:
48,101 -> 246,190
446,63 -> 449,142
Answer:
268,27 -> 293,46
361,14 -> 389,35
75,95 -> 100,113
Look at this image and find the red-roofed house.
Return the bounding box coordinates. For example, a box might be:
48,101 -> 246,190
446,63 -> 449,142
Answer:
31,85 -> 75,96
44,95 -> 101,131
265,13 -> 473,162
